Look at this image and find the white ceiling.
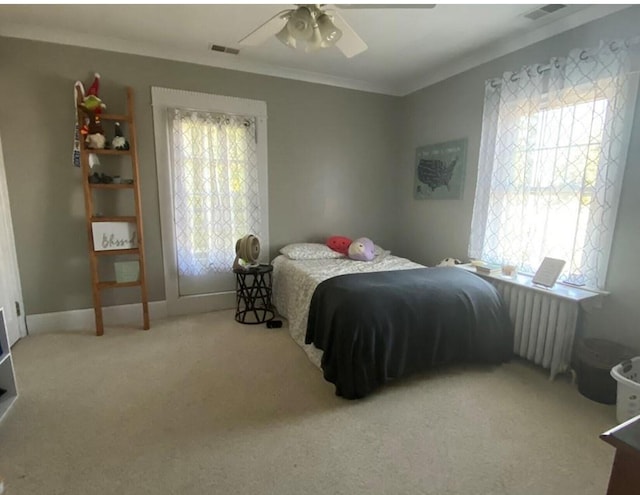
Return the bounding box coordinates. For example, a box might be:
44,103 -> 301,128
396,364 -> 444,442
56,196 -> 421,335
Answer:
0,3 -> 629,96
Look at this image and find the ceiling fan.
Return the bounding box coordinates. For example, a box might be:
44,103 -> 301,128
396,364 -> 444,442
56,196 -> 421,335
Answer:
238,4 -> 436,58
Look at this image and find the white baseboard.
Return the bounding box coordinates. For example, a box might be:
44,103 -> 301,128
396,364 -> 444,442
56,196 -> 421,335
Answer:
26,300 -> 168,335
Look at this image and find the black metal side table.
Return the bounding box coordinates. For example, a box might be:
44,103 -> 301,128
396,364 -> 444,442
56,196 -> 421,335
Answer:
233,264 -> 275,324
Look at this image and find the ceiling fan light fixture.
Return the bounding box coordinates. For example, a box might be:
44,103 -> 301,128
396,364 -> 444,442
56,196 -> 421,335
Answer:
287,6 -> 314,41
305,24 -> 324,52
276,24 -> 296,49
316,13 -> 342,47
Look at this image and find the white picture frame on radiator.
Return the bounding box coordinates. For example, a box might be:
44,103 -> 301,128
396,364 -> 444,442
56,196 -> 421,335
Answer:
532,257 -> 566,288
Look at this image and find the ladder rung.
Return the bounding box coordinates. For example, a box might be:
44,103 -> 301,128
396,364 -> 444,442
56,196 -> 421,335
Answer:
98,280 -> 141,289
93,248 -> 140,256
89,183 -> 135,190
83,149 -> 131,156
77,108 -> 130,123
100,113 -> 131,122
91,216 -> 137,223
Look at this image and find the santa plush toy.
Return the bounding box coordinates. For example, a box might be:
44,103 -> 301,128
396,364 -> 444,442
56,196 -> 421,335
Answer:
83,114 -> 106,150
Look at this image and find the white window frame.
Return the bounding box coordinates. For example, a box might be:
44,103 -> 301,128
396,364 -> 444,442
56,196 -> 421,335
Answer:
151,87 -> 269,315
470,72 -> 638,291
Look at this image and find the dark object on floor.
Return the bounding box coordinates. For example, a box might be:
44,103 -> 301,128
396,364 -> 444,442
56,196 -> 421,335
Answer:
576,338 -> 636,404
306,267 -> 513,399
0,387 -> 6,398
266,320 -> 282,329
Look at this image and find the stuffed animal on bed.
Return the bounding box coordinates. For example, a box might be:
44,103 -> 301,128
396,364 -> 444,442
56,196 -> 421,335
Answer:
437,257 -> 462,267
348,237 -> 375,262
326,235 -> 352,255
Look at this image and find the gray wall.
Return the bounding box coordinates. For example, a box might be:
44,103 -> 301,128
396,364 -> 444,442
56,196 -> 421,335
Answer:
1,7 -> 639,349
0,37 -> 401,314
397,6 -> 640,349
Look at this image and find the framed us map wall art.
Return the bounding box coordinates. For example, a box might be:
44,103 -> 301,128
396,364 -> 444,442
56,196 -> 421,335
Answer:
414,138 -> 467,200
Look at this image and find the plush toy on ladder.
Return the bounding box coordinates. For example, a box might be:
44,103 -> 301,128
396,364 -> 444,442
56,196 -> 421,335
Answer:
233,235 -> 261,270
112,122 -> 130,150
75,73 -> 107,150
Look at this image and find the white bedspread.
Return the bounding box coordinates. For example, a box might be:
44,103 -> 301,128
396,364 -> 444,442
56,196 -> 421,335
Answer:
272,252 -> 425,368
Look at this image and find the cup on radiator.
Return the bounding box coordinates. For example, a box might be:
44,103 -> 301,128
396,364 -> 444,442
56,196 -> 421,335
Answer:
501,264 -> 517,277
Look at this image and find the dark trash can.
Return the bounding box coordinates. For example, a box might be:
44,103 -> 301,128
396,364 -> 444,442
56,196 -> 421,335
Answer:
576,338 -> 635,404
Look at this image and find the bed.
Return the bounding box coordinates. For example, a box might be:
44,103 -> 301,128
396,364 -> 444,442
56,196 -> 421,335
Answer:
272,250 -> 513,399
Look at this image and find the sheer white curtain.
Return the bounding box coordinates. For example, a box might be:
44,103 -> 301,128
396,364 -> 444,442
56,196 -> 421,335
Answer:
469,40 -> 637,289
169,108 -> 262,277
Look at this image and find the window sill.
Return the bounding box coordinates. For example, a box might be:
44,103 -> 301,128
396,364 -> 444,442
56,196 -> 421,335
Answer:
455,264 -> 607,303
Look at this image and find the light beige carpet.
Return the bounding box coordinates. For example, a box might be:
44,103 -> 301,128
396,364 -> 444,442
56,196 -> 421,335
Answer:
0,310 -> 617,495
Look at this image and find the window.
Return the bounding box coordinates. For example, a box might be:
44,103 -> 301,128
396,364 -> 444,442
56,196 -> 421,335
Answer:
170,109 -> 261,276
469,43 -> 636,289
151,88 -> 268,311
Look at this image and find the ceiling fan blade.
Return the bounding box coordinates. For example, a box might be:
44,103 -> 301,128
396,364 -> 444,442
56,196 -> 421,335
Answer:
338,4 -> 436,8
332,11 -> 368,58
238,9 -> 291,46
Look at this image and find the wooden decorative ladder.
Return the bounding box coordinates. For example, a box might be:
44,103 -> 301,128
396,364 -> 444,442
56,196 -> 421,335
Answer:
76,87 -> 150,336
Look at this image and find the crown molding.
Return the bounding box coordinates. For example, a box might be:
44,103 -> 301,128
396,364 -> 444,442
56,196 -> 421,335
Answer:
397,4 -> 631,96
0,22 -> 400,96
0,4 -> 630,99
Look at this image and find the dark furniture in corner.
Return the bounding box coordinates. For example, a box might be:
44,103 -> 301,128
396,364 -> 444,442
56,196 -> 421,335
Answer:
601,414 -> 640,494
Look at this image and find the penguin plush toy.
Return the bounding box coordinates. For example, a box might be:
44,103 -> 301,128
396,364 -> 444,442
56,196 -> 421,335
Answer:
112,122 -> 130,151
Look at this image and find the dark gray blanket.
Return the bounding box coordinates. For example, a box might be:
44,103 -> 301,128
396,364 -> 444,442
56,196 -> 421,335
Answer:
306,267 -> 513,399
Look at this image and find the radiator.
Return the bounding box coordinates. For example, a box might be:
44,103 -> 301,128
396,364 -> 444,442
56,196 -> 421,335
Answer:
486,279 -> 579,379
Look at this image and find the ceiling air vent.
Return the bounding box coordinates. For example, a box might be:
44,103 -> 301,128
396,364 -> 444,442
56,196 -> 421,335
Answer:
524,4 -> 566,20
211,44 -> 240,55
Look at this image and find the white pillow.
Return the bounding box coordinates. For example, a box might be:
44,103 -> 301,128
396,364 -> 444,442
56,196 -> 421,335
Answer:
374,244 -> 389,256
280,243 -> 345,260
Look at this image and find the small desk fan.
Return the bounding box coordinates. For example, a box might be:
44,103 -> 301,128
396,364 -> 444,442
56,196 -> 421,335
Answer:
233,234 -> 261,270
